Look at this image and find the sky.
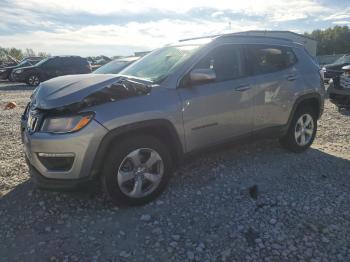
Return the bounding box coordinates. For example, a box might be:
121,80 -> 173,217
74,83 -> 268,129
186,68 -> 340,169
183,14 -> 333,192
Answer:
0,0 -> 349,57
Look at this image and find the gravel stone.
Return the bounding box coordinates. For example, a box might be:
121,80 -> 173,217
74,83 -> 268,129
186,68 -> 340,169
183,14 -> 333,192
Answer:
140,214 -> 151,222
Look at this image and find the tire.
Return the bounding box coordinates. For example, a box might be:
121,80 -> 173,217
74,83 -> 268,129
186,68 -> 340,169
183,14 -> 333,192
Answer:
26,74 -> 40,86
101,135 -> 173,206
279,105 -> 317,153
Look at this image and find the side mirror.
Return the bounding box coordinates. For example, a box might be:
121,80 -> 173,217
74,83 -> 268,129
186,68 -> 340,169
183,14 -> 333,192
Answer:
189,68 -> 216,84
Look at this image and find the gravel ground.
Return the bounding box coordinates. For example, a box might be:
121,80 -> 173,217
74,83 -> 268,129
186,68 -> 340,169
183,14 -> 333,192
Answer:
0,81 -> 350,261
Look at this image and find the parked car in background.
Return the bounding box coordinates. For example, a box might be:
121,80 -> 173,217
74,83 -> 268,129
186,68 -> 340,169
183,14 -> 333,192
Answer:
87,55 -> 112,71
93,56 -> 139,74
322,54 -> 350,82
21,35 -> 324,205
12,56 -> 91,86
328,65 -> 350,110
0,54 -> 20,68
0,57 -> 43,81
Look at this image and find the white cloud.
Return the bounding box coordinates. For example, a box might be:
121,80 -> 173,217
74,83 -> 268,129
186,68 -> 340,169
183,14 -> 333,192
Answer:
332,20 -> 350,25
12,0 -> 331,22
0,0 -> 348,56
0,19 -> 267,56
322,7 -> 350,21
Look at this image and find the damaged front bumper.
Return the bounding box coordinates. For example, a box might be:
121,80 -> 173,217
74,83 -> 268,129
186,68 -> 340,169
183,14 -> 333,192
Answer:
21,111 -> 108,189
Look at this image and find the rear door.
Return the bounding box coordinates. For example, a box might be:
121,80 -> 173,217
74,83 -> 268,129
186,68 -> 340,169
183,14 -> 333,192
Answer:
244,44 -> 299,131
59,57 -> 77,75
43,58 -> 65,78
179,44 -> 254,152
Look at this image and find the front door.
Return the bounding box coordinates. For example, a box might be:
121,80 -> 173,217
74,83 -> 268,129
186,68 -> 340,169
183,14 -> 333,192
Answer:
178,44 -> 254,152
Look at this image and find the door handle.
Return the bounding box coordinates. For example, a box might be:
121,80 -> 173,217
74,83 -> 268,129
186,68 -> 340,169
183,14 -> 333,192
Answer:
286,75 -> 297,81
234,84 -> 251,92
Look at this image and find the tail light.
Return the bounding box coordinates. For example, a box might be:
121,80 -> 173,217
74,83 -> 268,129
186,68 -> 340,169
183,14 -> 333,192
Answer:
87,62 -> 92,72
319,68 -> 324,81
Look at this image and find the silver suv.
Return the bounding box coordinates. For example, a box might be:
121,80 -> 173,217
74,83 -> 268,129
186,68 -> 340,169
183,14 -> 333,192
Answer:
21,35 -> 325,205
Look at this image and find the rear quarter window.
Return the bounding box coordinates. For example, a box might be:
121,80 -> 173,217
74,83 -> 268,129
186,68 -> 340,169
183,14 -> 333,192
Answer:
245,45 -> 297,75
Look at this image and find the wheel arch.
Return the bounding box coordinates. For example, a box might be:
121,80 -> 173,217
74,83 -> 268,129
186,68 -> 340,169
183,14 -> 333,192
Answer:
90,119 -> 184,179
286,93 -> 323,131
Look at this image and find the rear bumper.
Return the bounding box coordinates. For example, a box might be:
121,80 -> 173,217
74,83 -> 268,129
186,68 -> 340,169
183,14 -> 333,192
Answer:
0,71 -> 9,80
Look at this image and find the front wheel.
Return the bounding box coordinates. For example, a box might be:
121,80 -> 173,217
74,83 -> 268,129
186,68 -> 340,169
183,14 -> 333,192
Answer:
26,74 -> 40,86
279,106 -> 317,153
101,135 -> 173,206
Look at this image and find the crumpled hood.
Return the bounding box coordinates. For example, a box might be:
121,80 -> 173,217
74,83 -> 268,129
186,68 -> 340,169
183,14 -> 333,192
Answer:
33,74 -> 151,110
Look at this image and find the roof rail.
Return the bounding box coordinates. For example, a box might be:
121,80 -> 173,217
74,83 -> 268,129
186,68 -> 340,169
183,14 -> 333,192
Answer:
179,33 -> 293,43
179,34 -> 221,42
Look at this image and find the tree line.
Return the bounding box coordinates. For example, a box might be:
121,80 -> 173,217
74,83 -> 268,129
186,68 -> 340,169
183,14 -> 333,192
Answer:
304,26 -> 350,55
0,47 -> 50,64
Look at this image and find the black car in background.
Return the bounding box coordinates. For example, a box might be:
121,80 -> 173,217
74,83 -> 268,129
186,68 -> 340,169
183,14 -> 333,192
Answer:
0,57 -> 43,81
93,56 -> 139,74
327,65 -> 350,110
11,56 -> 91,86
322,54 -> 350,81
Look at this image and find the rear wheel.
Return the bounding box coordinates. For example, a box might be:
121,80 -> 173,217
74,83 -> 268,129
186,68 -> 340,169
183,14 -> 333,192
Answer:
279,106 -> 317,153
26,74 -> 40,86
101,135 -> 172,206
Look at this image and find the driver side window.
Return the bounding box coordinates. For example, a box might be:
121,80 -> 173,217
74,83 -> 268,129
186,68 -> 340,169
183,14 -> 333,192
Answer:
194,44 -> 244,82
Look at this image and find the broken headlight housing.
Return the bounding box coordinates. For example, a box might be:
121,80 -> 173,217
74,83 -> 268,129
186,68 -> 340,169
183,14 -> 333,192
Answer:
40,113 -> 94,133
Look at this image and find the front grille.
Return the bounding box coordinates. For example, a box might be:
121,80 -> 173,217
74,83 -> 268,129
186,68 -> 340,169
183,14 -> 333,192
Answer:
340,75 -> 350,89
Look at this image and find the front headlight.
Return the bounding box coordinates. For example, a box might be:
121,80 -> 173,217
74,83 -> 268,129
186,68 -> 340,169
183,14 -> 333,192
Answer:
14,69 -> 23,74
322,67 -> 326,72
40,113 -> 94,133
0,69 -> 6,73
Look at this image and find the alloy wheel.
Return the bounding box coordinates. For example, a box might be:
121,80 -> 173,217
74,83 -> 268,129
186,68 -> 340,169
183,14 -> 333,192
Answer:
294,114 -> 314,146
28,75 -> 40,86
117,148 -> 164,198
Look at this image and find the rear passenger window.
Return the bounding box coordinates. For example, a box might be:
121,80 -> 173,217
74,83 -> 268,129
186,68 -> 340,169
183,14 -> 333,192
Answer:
194,45 -> 244,82
245,45 -> 297,75
45,58 -> 59,67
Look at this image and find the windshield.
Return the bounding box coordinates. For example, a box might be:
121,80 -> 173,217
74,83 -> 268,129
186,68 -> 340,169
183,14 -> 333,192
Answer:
334,55 -> 350,64
120,45 -> 201,82
93,60 -> 130,74
35,57 -> 49,66
17,60 -> 30,67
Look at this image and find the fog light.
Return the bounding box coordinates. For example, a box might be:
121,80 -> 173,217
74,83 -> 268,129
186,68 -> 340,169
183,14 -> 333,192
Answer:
37,153 -> 75,171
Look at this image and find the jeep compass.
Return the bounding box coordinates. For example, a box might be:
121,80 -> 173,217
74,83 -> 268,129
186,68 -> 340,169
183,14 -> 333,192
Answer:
21,35 -> 325,205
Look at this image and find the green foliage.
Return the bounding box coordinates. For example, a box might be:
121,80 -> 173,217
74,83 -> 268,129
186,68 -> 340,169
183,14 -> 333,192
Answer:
305,26 -> 350,55
37,51 -> 51,58
0,46 -> 51,64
